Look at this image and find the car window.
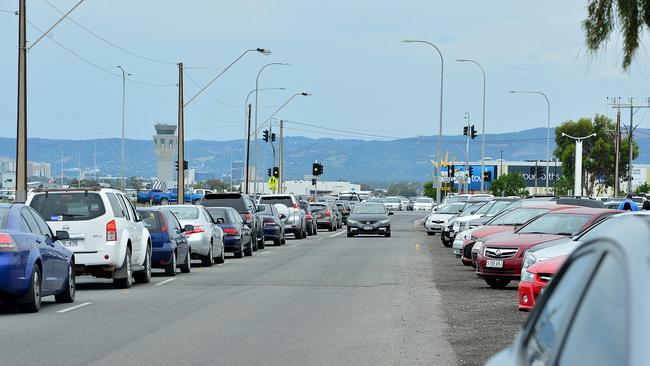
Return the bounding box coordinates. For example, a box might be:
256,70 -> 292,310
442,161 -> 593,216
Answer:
116,194 -> 132,220
206,207 -> 228,223
202,196 -> 247,211
30,192 -> 106,221
525,252 -> 598,365
106,193 -> 126,218
20,207 -> 40,234
229,209 -> 243,223
259,196 -> 294,207
558,253 -> 627,365
518,214 -> 591,235
167,207 -> 200,220
27,207 -> 53,237
488,208 -> 548,226
138,210 -> 161,232
0,207 -> 9,229
125,198 -> 140,221
576,217 -> 612,241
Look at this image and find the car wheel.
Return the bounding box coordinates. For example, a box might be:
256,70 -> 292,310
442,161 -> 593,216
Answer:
243,240 -> 253,256
294,229 -> 303,239
251,233 -> 258,251
165,250 -> 177,276
273,237 -> 281,246
55,264 -> 75,303
160,198 -> 169,205
384,231 -> 391,237
281,231 -> 286,244
328,223 -> 334,232
19,266 -> 42,313
257,233 -> 266,249
201,242 -> 214,267
113,248 -> 133,289
485,277 -> 511,289
441,237 -> 452,248
214,243 -> 225,264
347,232 -> 354,237
427,232 -> 435,236
313,226 -> 318,236
180,249 -> 191,273
134,246 -> 152,284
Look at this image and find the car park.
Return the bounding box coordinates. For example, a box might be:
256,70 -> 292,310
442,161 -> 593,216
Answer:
202,193 -> 265,250
475,207 -> 616,288
346,202 -> 392,237
257,203 -> 287,246
0,204 -> 75,312
163,205 -> 224,266
413,197 -> 434,211
258,194 -> 307,239
27,187 -> 152,289
206,206 -> 254,258
137,207 -> 191,276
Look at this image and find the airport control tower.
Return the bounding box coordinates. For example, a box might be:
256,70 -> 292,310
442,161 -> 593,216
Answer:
153,123 -> 177,185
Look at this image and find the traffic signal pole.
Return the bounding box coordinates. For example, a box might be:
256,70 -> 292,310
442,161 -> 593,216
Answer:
464,113 -> 470,193
279,120 -> 284,193
177,63 -> 185,204
15,0 -> 27,203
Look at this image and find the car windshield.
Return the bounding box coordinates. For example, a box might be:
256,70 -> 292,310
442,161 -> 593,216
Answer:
384,198 -> 400,203
257,204 -> 273,215
487,208 -> 550,226
436,203 -> 465,214
444,195 -> 468,203
137,210 -> 161,232
202,197 -> 246,211
368,198 -> 384,203
415,198 -> 432,203
30,192 -> 106,221
459,203 -> 483,217
485,201 -> 514,216
0,207 -> 9,229
259,196 -> 293,207
310,204 -> 327,212
166,207 -> 200,220
205,207 -> 228,222
518,213 -> 592,235
352,204 -> 386,215
474,201 -> 494,215
338,195 -> 360,202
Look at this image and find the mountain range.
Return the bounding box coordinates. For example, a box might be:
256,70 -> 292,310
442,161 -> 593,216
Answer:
1,127 -> 649,185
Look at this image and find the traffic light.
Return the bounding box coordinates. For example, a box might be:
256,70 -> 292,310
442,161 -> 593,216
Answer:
313,162 -> 323,176
470,125 -> 477,140
271,132 -> 276,142
311,178 -> 317,186
263,129 -> 270,142
175,161 -> 179,171
449,164 -> 455,177
272,166 -> 280,178
468,166 -> 474,176
183,160 -> 188,170
463,126 -> 468,136
483,171 -> 492,182
267,168 -> 272,177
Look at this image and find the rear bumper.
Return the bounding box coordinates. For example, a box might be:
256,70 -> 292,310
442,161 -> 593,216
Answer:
187,232 -> 211,256
73,241 -> 125,271
223,236 -> 243,252
0,252 -> 30,296
152,245 -> 174,267
263,226 -> 282,240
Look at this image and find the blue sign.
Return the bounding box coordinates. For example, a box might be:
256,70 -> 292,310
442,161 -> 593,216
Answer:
441,165 -> 497,191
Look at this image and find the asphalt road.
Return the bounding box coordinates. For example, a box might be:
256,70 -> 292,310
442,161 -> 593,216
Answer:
0,213 -> 458,366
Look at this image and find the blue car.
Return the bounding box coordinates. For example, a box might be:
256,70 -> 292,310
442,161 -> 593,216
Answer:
0,204 -> 75,312
137,208 -> 191,276
205,207 -> 253,258
257,204 -> 286,246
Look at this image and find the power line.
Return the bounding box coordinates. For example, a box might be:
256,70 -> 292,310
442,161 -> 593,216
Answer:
0,9 -> 17,14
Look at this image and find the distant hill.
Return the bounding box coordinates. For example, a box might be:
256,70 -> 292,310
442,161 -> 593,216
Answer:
1,127 -> 648,185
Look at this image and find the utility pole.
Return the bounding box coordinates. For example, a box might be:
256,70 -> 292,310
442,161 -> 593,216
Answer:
561,133 -> 596,196
615,105 -> 621,197
534,160 -> 538,194
279,120 -> 284,193
464,112 -> 470,193
15,0 -> 27,202
499,150 -> 503,178
117,66 -> 130,192
177,63 -> 185,204
244,104 -> 252,194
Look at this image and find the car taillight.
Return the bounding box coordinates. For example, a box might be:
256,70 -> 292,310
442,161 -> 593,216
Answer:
106,220 -> 117,241
0,233 -> 17,252
292,203 -> 298,209
186,225 -> 205,235
306,212 -> 311,220
159,213 -> 167,233
264,219 -> 277,226
325,210 -> 331,217
245,212 -> 251,222
223,227 -> 239,236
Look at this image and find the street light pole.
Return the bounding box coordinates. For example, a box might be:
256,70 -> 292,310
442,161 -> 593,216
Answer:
457,59 -> 486,192
253,62 -> 289,194
403,40 -> 444,206
561,133 -> 596,196
509,91 -> 551,193
117,66 -> 130,192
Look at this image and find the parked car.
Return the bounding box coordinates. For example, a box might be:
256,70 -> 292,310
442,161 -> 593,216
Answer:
0,204 -> 75,312
475,207 -> 616,288
424,202 -> 465,235
0,189 -> 16,201
136,207 -> 191,276
299,200 -> 318,236
206,206 -> 253,258
311,202 -> 338,231
258,194 -> 307,239
27,187 -> 152,289
150,188 -> 204,205
487,212 -> 650,366
383,197 -> 402,211
518,255 -> 566,311
257,204 -> 287,246
202,193 -> 265,250
162,205 -> 224,267
441,201 -> 489,246
413,197 -> 434,211
452,199 -> 518,256
346,202 -> 393,237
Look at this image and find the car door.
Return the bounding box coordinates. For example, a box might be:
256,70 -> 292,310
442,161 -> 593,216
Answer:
20,207 -> 54,292
166,211 -> 187,262
118,194 -> 143,261
28,207 -> 68,290
231,209 -> 250,243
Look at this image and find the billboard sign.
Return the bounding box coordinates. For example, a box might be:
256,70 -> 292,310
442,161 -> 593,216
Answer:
507,164 -> 562,188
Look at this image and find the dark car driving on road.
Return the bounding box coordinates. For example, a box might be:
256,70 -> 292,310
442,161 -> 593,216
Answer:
346,202 -> 393,237
202,193 -> 265,250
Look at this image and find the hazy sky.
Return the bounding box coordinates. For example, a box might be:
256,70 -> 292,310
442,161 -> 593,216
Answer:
1,0 -> 650,142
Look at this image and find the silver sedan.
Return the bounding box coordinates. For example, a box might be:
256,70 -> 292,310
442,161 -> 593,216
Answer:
163,205 -> 224,267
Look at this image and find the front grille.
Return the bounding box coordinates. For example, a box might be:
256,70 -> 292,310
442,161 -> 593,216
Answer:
484,247 -> 518,259
432,220 -> 444,224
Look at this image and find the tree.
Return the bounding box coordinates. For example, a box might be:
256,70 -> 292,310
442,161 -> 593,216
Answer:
490,173 -> 529,197
636,182 -> 650,194
553,175 -> 574,196
387,181 -> 418,197
203,179 -> 230,192
423,181 -> 456,199
583,0 -> 650,70
128,176 -> 143,190
554,114 -> 638,196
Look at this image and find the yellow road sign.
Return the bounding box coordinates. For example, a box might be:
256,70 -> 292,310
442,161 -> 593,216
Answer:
267,176 -> 278,190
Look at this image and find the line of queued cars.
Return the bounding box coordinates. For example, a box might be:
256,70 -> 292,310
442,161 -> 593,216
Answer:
422,193 -> 650,364
0,188 -> 348,313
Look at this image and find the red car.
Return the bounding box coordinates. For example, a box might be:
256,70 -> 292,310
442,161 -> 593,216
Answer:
518,255 -> 566,311
475,207 -> 615,288
463,205 -> 575,266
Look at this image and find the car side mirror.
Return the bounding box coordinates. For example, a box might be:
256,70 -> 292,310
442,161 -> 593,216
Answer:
216,218 -> 225,224
279,214 -> 287,220
182,224 -> 194,233
256,206 -> 265,213
388,212 -> 394,216
55,230 -> 69,241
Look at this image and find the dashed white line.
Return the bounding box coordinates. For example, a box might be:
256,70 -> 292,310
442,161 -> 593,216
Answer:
291,243 -> 301,247
259,251 -> 271,255
329,231 -> 346,238
57,302 -> 93,313
155,278 -> 176,287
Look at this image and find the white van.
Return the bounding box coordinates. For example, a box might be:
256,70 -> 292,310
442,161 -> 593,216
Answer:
27,187 -> 152,289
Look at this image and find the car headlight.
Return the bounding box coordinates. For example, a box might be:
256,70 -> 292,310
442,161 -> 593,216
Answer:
453,222 -> 461,231
522,252 -> 538,272
378,219 -> 390,225
347,219 -> 358,225
473,241 -> 484,253
520,269 -> 534,282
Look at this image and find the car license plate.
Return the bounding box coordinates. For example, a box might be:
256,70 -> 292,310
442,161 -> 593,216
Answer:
486,260 -> 503,268
364,225 -> 373,230
62,239 -> 79,247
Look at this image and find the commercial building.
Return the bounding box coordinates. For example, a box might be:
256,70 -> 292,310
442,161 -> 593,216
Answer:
153,123 -> 177,186
249,180 -> 361,196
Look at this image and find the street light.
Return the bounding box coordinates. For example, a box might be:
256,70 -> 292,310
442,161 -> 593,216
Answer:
253,62 -> 290,194
402,40 -> 444,206
117,65 -> 131,192
561,132 -> 596,196
509,90 -> 551,193
457,59 -> 486,192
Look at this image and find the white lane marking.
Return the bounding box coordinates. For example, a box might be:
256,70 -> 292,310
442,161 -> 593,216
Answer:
329,231 -> 346,238
155,278 -> 176,287
291,243 -> 301,247
259,251 -> 271,255
57,302 -> 93,313
317,238 -> 324,241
